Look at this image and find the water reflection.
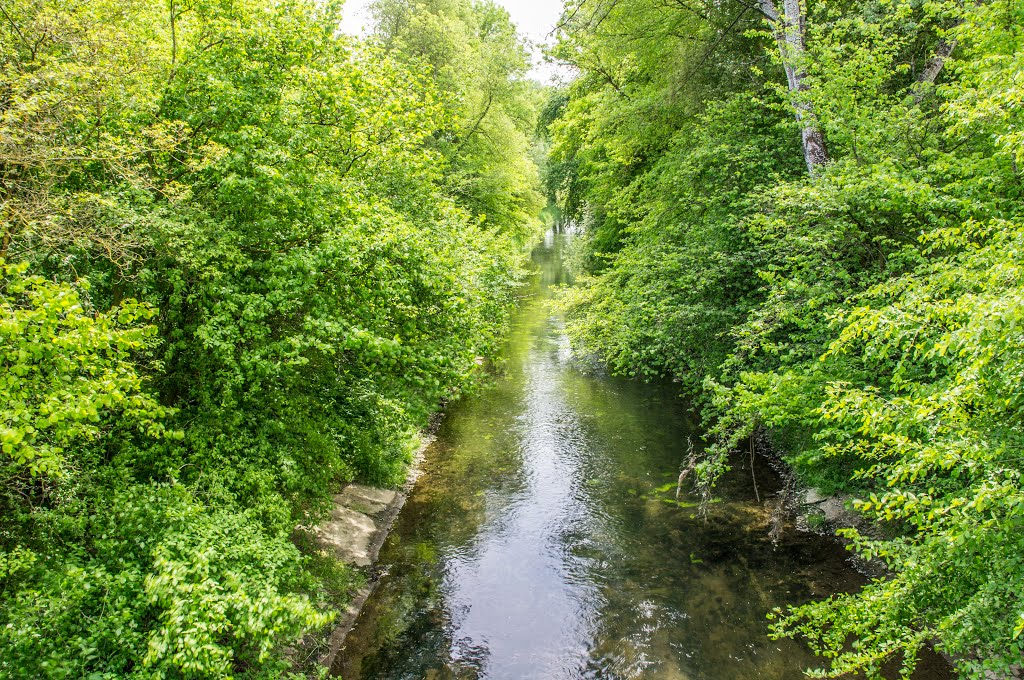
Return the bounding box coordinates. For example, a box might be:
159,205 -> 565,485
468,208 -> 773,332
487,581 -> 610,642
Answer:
333,230 -> 949,680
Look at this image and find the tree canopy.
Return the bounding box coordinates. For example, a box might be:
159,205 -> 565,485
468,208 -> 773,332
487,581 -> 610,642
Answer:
546,0 -> 1024,675
0,0 -> 541,675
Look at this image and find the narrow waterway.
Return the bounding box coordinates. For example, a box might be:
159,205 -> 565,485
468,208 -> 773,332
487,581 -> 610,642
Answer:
333,230 -> 950,680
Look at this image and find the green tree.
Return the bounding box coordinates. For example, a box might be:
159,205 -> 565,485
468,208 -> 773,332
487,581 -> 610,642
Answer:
0,262 -> 170,476
371,0 -> 546,241
0,0 -> 538,675
547,0 -> 1024,674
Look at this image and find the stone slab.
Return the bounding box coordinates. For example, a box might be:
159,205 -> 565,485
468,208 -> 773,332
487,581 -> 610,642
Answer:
336,484 -> 398,515
316,505 -> 378,567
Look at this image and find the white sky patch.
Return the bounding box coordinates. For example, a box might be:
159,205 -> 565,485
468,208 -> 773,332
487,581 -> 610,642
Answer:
338,0 -> 373,35
339,0 -> 570,85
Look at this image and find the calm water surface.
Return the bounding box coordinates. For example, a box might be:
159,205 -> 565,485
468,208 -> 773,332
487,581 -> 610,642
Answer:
333,230 -> 950,680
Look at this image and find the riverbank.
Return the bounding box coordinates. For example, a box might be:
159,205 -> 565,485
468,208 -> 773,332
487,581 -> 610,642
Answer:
752,430 -> 1022,680
748,429 -> 887,573
295,432 -> 435,671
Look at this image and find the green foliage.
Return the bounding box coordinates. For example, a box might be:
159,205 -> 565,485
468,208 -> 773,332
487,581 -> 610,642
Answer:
765,218 -> 1024,679
370,0 -> 546,241
549,0 -> 1024,675
1,484 -> 331,678
0,0 -> 540,674
557,93 -> 804,390
546,0 -> 805,389
0,262 -> 173,475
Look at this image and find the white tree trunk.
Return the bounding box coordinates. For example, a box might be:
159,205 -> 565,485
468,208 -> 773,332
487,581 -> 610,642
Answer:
758,0 -> 828,175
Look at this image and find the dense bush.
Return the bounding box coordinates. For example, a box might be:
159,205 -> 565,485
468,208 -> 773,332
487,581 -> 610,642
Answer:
0,0 -> 540,675
547,0 -> 1024,675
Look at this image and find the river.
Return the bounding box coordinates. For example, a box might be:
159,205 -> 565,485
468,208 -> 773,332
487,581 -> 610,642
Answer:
332,230 -> 950,680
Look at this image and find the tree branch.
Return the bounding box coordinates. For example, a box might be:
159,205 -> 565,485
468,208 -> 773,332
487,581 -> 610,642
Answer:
453,92 -> 494,157
912,38 -> 957,102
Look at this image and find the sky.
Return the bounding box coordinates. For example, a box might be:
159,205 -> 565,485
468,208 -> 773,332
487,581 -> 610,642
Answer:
339,0 -> 570,84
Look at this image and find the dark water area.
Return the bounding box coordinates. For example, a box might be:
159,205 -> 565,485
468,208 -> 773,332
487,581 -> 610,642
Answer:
333,231 -> 951,680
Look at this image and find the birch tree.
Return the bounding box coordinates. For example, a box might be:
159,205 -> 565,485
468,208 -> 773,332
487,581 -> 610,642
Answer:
753,0 -> 829,174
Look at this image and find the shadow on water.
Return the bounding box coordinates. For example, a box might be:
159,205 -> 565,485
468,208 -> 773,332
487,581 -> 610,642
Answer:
332,230 -> 951,680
